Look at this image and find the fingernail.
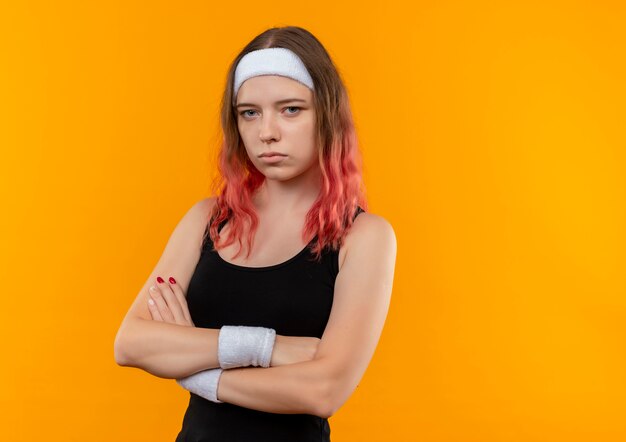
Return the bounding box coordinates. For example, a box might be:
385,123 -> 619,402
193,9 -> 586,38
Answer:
169,276 -> 176,284
156,276 -> 164,284
149,285 -> 157,292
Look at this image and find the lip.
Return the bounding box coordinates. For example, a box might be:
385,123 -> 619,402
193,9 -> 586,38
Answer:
259,152 -> 286,158
260,155 -> 287,164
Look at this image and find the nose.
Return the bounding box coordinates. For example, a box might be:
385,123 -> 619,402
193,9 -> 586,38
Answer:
259,114 -> 279,143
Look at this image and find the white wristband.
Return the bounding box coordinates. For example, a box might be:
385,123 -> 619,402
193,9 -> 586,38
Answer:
176,368 -> 223,403
218,325 -> 276,369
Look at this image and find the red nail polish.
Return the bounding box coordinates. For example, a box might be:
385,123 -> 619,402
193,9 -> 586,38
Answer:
169,276 -> 176,284
156,276 -> 164,284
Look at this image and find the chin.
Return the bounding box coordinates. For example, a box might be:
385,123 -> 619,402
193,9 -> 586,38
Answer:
262,169 -> 302,181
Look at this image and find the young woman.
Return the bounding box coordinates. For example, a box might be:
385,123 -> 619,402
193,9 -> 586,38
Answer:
114,26 -> 397,441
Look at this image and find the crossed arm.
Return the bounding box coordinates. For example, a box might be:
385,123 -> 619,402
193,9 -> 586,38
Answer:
116,214 -> 396,419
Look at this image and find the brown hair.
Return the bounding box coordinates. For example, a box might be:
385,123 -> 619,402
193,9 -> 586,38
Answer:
207,26 -> 368,262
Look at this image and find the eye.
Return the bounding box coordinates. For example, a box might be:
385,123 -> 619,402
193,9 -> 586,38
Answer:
238,107 -> 302,119
239,110 -> 257,118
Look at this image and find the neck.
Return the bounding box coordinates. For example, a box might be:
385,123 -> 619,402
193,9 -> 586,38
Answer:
254,166 -> 322,216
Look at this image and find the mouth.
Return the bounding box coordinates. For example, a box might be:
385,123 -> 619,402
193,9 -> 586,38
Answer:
259,152 -> 287,158
259,155 -> 287,164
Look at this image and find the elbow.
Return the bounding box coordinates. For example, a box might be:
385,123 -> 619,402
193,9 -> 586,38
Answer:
317,392 -> 341,419
114,333 -> 131,366
315,403 -> 335,420
313,374 -> 341,419
113,317 -> 147,366
114,322 -> 141,366
314,364 -> 359,419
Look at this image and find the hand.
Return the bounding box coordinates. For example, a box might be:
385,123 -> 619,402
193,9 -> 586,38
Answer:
270,335 -> 321,367
147,276 -> 195,327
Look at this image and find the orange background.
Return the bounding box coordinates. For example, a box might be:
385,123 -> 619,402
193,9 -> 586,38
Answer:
1,1 -> 625,440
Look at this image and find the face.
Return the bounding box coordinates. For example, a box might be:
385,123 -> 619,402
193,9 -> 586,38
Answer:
235,75 -> 318,182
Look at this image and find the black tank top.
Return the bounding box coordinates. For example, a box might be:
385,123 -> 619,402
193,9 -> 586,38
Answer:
175,206 -> 365,442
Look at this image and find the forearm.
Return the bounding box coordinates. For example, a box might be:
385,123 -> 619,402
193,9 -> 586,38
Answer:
115,318 -> 219,378
215,359 -> 331,418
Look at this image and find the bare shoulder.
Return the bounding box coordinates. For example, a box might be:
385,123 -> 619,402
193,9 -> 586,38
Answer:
351,212 -> 395,236
339,212 -> 397,270
348,212 -> 396,253
194,196 -> 217,222
190,196 -> 217,231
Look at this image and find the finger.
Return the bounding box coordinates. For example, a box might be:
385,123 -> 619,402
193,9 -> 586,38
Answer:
156,278 -> 187,324
149,285 -> 175,323
167,276 -> 193,325
147,294 -> 164,321
148,286 -> 169,321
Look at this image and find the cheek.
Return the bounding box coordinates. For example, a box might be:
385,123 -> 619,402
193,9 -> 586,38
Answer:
237,127 -> 254,149
288,118 -> 316,141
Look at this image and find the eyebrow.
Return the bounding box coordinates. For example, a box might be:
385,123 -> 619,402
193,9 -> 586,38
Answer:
235,98 -> 308,108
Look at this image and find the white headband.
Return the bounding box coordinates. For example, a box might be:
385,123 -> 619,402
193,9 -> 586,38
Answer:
233,47 -> 315,97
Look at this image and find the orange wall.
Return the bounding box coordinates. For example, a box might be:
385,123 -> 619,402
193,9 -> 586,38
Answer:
1,1 -> 624,440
